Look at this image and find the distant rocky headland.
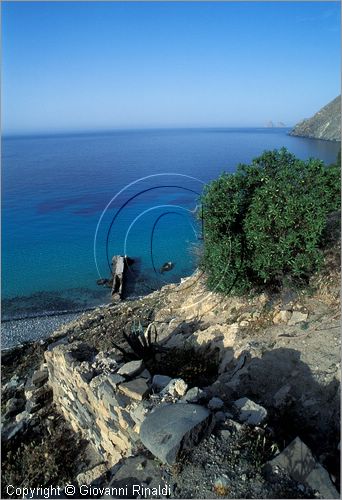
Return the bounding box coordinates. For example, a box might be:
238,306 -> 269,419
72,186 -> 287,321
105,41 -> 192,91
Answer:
290,95 -> 341,142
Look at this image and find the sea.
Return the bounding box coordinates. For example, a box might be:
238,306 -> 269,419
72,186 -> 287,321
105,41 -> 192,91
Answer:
2,128 -> 340,321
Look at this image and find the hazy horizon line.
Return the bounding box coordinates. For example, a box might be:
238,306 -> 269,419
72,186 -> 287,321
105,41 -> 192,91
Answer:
2,124 -> 292,139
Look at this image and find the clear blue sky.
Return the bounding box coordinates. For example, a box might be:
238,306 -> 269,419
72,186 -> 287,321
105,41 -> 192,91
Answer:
2,1 -> 340,134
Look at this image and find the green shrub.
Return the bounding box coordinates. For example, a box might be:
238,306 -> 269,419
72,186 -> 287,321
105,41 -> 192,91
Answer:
201,148 -> 340,294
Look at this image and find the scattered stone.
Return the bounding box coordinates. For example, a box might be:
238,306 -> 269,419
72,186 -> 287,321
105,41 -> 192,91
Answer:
265,437 -> 339,499
32,369 -> 49,387
273,384 -> 292,408
24,380 -> 38,400
152,374 -> 172,392
139,369 -> 151,381
238,312 -> 253,322
3,375 -> 20,394
161,378 -> 188,397
5,397 -> 25,417
117,360 -> 143,378
129,402 -> 148,425
15,411 -> 31,424
214,411 -> 226,422
223,419 -> 242,433
2,420 -> 25,441
208,397 -> 224,411
230,351 -> 249,377
31,385 -> 53,405
213,476 -> 230,496
140,403 -> 212,464
183,387 -> 205,403
288,311 -> 308,326
239,320 -> 250,327
218,429 -> 232,440
76,463 -> 108,486
273,310 -> 292,325
75,362 -> 94,383
25,400 -> 42,414
107,373 -> 125,388
104,456 -> 165,499
234,397 -> 267,426
46,336 -> 69,352
219,350 -> 234,374
118,378 -> 149,401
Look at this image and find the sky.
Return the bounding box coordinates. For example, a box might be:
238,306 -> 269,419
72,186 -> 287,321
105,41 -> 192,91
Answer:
2,1 -> 341,134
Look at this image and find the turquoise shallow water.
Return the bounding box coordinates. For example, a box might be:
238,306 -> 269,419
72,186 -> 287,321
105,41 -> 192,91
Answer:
2,128 -> 340,319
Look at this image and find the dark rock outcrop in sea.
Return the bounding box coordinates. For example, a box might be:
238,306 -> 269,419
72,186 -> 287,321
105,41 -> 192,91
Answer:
290,95 -> 341,142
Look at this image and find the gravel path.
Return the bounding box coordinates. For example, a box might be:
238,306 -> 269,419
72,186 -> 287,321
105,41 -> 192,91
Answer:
1,313 -> 82,350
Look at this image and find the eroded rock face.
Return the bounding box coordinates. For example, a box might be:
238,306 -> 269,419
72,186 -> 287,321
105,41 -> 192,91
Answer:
139,403 -> 213,465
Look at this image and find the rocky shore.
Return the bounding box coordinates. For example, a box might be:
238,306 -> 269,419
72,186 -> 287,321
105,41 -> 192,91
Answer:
1,239 -> 340,499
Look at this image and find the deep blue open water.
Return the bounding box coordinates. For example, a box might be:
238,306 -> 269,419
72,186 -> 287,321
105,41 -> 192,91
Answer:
2,128 -> 340,320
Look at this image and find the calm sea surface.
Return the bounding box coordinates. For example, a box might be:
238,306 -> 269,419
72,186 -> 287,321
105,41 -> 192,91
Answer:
2,128 -> 340,320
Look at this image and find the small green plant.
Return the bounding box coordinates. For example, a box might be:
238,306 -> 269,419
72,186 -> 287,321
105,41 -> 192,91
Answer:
201,148 -> 340,294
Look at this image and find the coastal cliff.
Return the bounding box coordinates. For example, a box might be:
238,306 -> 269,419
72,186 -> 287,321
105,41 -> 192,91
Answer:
290,96 -> 341,141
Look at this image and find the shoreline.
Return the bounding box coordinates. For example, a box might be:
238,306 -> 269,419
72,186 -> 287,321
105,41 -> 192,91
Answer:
1,311 -> 84,350
1,304 -> 107,323
0,297 -> 146,351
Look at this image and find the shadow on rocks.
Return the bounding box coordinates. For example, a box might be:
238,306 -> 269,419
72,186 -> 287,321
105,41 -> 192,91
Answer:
213,346 -> 340,489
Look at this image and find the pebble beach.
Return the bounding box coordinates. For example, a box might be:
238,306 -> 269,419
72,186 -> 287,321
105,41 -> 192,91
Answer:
1,312 -> 82,350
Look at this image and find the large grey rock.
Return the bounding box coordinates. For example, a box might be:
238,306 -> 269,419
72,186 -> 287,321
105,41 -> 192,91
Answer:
140,403 -> 212,465
265,437 -> 339,499
117,360 -> 143,378
234,397 -> 267,425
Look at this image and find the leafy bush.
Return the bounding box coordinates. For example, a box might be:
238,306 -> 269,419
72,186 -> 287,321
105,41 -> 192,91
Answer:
201,148 -> 340,294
